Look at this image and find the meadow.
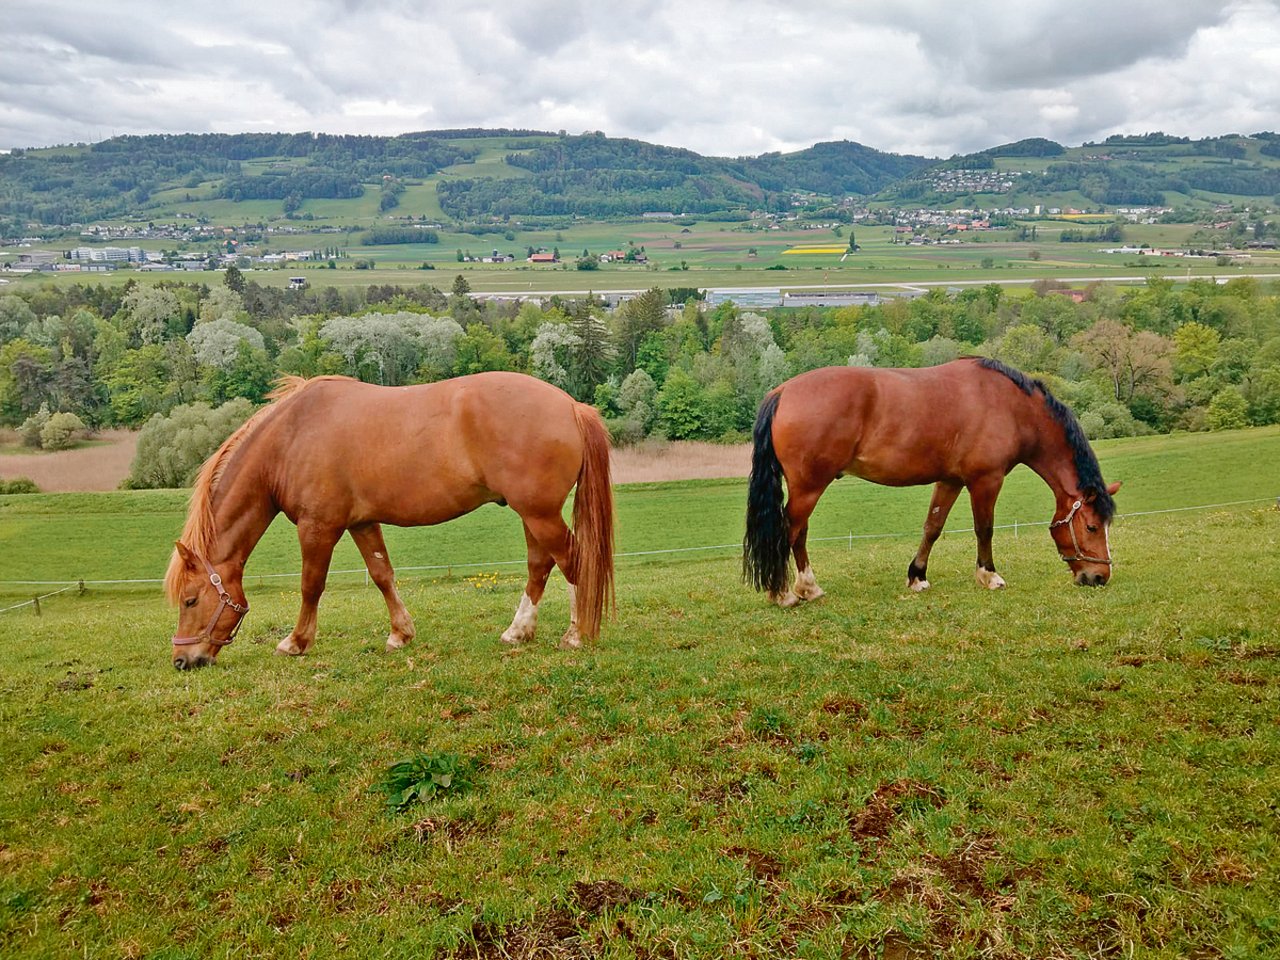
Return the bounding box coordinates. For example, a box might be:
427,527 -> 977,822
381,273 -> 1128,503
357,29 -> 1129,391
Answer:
0,427 -> 1278,958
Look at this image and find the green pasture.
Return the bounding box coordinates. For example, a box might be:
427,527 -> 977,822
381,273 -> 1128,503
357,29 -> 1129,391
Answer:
0,428 -> 1278,957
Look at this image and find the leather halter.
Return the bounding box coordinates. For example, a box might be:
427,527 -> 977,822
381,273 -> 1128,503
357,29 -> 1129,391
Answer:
1050,499 -> 1113,566
171,553 -> 249,647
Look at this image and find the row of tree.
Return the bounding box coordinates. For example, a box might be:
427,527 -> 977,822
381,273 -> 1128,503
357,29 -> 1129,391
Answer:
2,274 -> 1278,486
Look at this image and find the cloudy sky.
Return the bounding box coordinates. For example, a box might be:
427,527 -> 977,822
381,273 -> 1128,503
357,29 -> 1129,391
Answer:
4,0 -> 1279,159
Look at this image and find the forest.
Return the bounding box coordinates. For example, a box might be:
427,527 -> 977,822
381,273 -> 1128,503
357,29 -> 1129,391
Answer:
2,271 -> 1278,487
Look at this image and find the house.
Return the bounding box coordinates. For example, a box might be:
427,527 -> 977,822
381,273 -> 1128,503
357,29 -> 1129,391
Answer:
528,253 -> 558,264
288,276 -> 307,290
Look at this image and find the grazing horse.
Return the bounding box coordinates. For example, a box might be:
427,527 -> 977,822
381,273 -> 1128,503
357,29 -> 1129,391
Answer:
743,358 -> 1121,606
168,373 -> 614,669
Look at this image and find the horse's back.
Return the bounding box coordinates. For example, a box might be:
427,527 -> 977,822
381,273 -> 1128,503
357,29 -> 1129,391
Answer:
772,361 -> 1030,486
263,373 -> 584,526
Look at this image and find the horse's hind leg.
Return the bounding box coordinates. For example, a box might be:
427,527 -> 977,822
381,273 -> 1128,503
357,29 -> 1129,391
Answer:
968,474 -> 1007,590
778,486 -> 827,607
349,522 -> 415,652
907,481 -> 963,591
278,521 -> 343,656
515,511 -> 583,649
501,521 -> 557,646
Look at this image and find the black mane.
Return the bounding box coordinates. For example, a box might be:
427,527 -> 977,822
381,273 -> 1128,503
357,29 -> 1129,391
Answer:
973,357 -> 1116,521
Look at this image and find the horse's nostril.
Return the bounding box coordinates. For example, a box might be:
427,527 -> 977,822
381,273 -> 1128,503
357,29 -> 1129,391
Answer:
174,658 -> 187,670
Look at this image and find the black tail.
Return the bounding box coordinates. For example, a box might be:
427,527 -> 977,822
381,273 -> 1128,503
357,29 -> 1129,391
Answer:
743,390 -> 791,595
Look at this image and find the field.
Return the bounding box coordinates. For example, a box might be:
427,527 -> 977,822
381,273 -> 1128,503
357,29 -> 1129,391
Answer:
1,428 -> 1278,958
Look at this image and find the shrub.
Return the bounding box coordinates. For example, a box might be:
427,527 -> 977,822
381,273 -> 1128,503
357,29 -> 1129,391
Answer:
18,404 -> 50,447
40,412 -> 87,450
125,398 -> 255,489
0,476 -> 40,494
1206,388 -> 1249,431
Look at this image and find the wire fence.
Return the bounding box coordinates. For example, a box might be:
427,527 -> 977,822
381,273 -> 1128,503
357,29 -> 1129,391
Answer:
1,495 -> 1276,613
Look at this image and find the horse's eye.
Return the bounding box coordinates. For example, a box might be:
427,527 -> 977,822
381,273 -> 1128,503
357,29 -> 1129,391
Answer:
184,597 -> 198,608
1086,525 -> 1099,533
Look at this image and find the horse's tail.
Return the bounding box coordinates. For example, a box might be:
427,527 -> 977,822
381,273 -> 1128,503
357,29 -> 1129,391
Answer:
571,403 -> 616,640
743,389 -> 791,596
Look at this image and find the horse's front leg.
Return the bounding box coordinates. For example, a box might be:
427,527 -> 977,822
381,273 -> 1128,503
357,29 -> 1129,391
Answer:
967,475 -> 1007,590
907,480 -> 963,591
349,522 -> 415,652
277,521 -> 342,656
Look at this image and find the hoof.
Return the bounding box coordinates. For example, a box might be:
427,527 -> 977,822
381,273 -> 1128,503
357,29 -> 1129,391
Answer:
773,591 -> 801,608
558,626 -> 583,649
386,632 -> 412,652
909,578 -> 931,592
795,584 -> 825,601
975,568 -> 1006,590
501,626 -> 535,646
275,636 -> 305,656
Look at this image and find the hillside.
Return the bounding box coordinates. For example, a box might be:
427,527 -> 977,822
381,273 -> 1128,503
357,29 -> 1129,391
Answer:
3,129 -> 1280,235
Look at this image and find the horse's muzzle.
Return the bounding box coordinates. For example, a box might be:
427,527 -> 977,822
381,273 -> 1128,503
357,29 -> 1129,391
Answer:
173,651 -> 213,670
1074,570 -> 1108,587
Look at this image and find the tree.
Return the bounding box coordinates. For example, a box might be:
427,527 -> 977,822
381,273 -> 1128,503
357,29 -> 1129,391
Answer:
223,264 -> 246,295
1173,322 -> 1221,381
125,398 -> 255,488
120,285 -> 182,345
1205,388 -> 1249,430
454,324 -> 517,376
39,411 -> 87,451
320,312 -> 463,386
187,319 -> 266,370
1072,319 -> 1173,404
198,286 -> 246,325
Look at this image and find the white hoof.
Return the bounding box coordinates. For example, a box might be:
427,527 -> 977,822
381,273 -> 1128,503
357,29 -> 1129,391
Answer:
500,625 -> 535,646
276,636 -> 304,656
386,632 -> 412,652
558,625 -> 583,649
909,578 -> 931,592
773,590 -> 801,608
793,567 -> 825,601
975,568 -> 1006,590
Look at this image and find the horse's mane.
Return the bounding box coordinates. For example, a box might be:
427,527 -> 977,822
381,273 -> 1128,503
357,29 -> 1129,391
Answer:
163,375 -> 353,603
972,358 -> 1116,521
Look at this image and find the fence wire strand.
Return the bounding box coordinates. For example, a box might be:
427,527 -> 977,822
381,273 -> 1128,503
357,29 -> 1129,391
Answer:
1,495 -> 1275,602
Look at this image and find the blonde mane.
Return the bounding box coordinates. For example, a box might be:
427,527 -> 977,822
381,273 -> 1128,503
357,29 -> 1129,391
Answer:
163,376 -> 353,603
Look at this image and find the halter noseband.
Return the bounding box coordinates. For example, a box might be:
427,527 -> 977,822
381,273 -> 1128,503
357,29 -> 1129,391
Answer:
1049,498 -> 1113,566
171,553 -> 249,647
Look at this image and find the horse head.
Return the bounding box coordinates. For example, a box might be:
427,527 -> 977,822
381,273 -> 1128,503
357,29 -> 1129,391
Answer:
1050,481 -> 1122,586
168,541 -> 249,669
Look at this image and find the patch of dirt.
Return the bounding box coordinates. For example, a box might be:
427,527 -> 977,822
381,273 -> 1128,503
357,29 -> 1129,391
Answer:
610,440 -> 749,484
569,880 -> 640,915
723,846 -> 784,881
0,430 -> 137,492
848,779 -> 945,845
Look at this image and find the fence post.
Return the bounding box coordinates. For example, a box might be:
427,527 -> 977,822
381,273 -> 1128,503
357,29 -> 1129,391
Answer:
1014,520 -> 1019,539
32,595 -> 40,616
78,579 -> 85,596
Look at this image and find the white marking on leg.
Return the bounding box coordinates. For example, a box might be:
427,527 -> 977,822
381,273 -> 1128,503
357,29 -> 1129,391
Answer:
501,592 -> 538,645
974,567 -> 1006,590
559,583 -> 582,648
793,565 -> 825,601
276,636 -> 303,656
909,578 -> 931,592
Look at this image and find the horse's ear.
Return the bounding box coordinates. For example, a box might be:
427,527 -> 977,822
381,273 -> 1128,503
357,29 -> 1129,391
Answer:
174,541 -> 199,570
1106,481 -> 1122,496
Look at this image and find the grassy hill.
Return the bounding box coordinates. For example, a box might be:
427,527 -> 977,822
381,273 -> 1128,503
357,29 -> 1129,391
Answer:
0,428 -> 1277,957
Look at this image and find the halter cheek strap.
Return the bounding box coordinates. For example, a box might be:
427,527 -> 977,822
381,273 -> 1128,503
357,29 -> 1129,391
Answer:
171,554 -> 249,647
1050,499 -> 1113,566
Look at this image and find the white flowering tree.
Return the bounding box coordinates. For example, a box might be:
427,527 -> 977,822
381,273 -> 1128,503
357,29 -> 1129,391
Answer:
187,319 -> 266,371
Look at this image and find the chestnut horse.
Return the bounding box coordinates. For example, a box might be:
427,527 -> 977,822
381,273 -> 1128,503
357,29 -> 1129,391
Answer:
167,373 -> 614,669
744,358 -> 1121,606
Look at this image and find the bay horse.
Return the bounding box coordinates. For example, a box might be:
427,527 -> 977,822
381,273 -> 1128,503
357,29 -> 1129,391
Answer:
743,358 -> 1121,606
167,373 -> 614,669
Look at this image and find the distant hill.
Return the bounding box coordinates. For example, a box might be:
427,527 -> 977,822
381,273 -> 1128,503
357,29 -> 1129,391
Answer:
3,128 -> 1280,234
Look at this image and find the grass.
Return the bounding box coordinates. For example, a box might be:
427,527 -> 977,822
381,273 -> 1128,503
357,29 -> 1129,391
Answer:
0,428 -> 1278,957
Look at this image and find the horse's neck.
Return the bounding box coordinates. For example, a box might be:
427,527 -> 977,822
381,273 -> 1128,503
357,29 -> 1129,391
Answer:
208,462 -> 276,571
1025,413 -> 1078,505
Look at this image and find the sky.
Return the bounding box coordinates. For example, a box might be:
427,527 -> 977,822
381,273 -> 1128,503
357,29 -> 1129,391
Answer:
3,0 -> 1280,159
